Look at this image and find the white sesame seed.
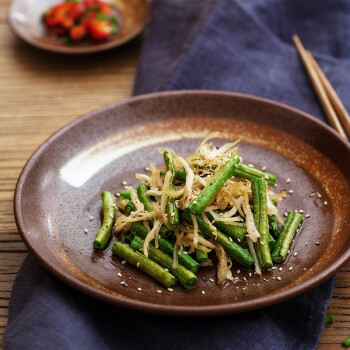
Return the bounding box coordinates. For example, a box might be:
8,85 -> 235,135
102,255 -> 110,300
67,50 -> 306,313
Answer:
248,164 -> 254,168
263,278 -> 266,281
284,212 -> 288,217
138,288 -> 142,291
271,266 -> 277,270
288,250 -> 290,254
201,291 -> 205,295
283,194 -> 287,198
183,251 -> 188,255
289,267 -> 293,271
249,272 -> 252,277
117,273 -> 122,277
265,175 -> 269,179
229,237 -> 233,242
157,290 -> 162,294
120,281 -> 128,287
164,268 -> 169,271
262,166 -> 267,171
305,214 -> 310,218
237,270 -> 240,273
136,262 -> 140,268
258,283 -> 260,286
168,288 -> 173,292
324,201 -> 328,205
274,183 -> 278,187
236,286 -> 239,289
171,212 -> 175,216
84,228 -> 88,233
115,193 -> 121,197
288,190 -> 294,194
294,252 -> 298,256
235,297 -> 237,300
193,200 -> 197,204
242,287 -> 246,290
310,193 -> 314,197
89,216 -> 93,221
304,268 -> 307,271
121,260 -> 127,265
305,243 -> 308,246
111,204 -> 117,207
129,277 -> 132,280
260,241 -> 265,245
277,277 -> 282,281
317,193 -> 321,198
122,181 -> 128,186
243,277 -> 247,281
286,178 -> 291,184
209,278 -> 215,283
299,210 -> 304,214
272,277 -> 276,279
279,267 -> 283,271
315,242 -> 320,245
145,166 -> 151,171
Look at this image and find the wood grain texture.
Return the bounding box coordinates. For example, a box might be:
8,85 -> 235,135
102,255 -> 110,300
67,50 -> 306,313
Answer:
0,0 -> 349,348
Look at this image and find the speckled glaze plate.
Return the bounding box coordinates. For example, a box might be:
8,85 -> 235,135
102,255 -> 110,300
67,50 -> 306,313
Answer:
8,0 -> 149,54
14,91 -> 350,316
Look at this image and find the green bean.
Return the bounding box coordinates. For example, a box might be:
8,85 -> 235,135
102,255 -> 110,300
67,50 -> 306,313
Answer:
206,212 -> 246,242
112,242 -> 177,288
233,163 -> 276,187
269,234 -> 276,251
137,184 -> 153,212
93,191 -> 115,250
124,200 -> 136,216
120,190 -> 131,200
130,236 -> 197,289
269,215 -> 280,238
163,150 -> 179,228
175,163 -> 276,187
195,249 -> 209,263
251,178 -> 273,269
187,153 -> 240,214
131,222 -> 199,273
136,184 -> 174,238
182,210 -> 254,269
325,314 -> 335,324
175,168 -> 186,182
124,233 -> 135,245
271,212 -> 303,263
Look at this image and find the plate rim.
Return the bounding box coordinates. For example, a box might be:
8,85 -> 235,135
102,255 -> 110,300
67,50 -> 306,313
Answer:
14,90 -> 350,316
7,0 -> 150,54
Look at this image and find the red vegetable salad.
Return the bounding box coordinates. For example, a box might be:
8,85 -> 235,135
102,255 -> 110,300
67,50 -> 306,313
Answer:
43,0 -> 118,44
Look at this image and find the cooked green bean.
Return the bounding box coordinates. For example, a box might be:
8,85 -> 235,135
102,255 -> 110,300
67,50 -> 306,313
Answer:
271,211 -> 303,263
131,222 -> 199,272
175,168 -> 186,182
195,249 -> 209,263
93,191 -> 115,250
136,184 -> 173,238
112,242 -> 177,288
206,212 -> 246,242
182,210 -> 254,269
233,163 -> 276,187
124,200 -> 136,216
269,215 -> 280,237
120,190 -> 131,200
252,178 -> 273,269
163,150 -> 179,228
130,236 -> 197,289
187,153 -> 240,214
269,234 -> 276,251
137,184 -> 153,212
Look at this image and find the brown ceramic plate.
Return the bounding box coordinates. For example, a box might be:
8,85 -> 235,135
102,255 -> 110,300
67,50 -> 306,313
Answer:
8,0 -> 149,54
14,91 -> 350,316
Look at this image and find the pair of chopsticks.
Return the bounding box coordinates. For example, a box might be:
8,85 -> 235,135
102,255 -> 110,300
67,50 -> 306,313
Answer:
292,34 -> 350,140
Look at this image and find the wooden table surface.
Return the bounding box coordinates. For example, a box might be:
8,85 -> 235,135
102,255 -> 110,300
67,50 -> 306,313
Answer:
0,0 -> 349,348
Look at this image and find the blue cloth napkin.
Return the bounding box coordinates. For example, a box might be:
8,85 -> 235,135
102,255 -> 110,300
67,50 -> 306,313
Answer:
5,0 -> 350,349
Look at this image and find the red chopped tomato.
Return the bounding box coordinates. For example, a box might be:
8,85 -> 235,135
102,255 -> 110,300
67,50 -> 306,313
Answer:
88,18 -> 112,40
43,0 -> 116,43
70,24 -> 87,41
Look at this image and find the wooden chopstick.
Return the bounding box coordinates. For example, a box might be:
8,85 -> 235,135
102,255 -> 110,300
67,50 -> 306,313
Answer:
307,50 -> 350,137
292,34 -> 347,139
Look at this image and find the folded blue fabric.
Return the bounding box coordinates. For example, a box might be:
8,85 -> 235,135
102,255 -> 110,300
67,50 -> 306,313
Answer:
5,0 -> 349,349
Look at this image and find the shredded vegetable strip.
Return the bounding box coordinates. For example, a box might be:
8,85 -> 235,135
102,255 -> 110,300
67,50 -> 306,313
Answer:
143,219 -> 163,257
